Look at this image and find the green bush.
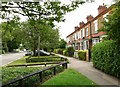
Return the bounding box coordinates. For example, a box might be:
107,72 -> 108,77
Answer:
26,56 -> 63,63
53,49 -> 57,53
2,50 -> 5,54
63,50 -> 68,56
2,67 -> 42,85
92,40 -> 120,78
66,47 -> 75,57
2,66 -> 64,87
0,50 -> 5,54
57,49 -> 63,55
53,49 -> 63,55
78,50 -> 87,61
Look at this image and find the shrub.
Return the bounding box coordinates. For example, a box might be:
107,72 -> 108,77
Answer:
2,67 -> 41,85
66,47 -> 75,57
26,56 -> 63,63
57,49 -> 63,55
63,50 -> 68,56
78,50 -> 87,61
2,66 -> 64,87
92,40 -> 120,78
53,49 -> 57,53
53,49 -> 63,55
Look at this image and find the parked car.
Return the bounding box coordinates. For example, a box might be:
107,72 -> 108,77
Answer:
34,50 -> 50,56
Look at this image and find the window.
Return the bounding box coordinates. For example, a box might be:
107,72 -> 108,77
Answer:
81,30 -> 83,38
92,39 -> 99,46
73,34 -> 75,40
83,29 -> 85,37
94,20 -> 98,33
86,27 -> 88,36
75,33 -> 76,40
103,13 -> 109,22
83,41 -> 89,50
80,42 -> 83,50
80,31 -> 81,38
76,32 -> 78,39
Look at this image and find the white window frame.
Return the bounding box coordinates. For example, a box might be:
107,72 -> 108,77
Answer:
86,27 -> 88,36
92,38 -> 99,46
79,30 -> 81,38
80,42 -> 83,50
94,20 -> 98,33
83,28 -> 85,37
76,32 -> 78,39
81,30 -> 83,38
103,13 -> 109,22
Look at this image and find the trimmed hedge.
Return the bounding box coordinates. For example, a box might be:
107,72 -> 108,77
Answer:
26,56 -> 64,63
78,50 -> 87,61
63,50 -> 68,56
2,66 -> 64,87
92,40 -> 120,78
53,49 -> 63,55
66,47 -> 75,57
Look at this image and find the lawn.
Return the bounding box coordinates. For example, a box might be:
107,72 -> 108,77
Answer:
7,56 -> 29,65
41,69 -> 98,87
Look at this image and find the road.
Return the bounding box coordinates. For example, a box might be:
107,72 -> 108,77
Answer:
0,52 -> 26,66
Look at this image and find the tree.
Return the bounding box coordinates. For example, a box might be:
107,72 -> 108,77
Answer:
103,2 -> 120,44
0,16 -> 21,52
58,39 -> 67,49
1,1 -> 85,53
20,20 -> 59,52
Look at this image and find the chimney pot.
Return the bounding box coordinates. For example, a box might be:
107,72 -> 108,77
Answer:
98,5 -> 107,14
79,21 -> 84,27
74,26 -> 79,31
86,15 -> 94,22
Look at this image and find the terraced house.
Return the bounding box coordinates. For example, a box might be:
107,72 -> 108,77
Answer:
66,5 -> 112,51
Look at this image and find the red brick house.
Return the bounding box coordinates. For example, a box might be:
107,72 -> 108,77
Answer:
66,5 -> 112,51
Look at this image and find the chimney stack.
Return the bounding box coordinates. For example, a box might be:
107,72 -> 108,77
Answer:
86,15 -> 94,22
79,21 -> 84,27
98,5 -> 107,14
74,26 -> 79,31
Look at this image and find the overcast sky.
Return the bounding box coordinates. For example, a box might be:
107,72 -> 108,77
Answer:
0,0 -> 114,40
57,0 -> 114,40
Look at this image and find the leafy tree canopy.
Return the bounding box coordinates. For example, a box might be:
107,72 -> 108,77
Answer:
103,1 -> 120,44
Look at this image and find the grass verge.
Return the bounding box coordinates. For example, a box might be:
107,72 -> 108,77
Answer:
7,56 -> 29,65
41,69 -> 98,87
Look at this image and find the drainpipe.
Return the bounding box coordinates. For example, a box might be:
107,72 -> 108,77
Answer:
88,21 -> 92,62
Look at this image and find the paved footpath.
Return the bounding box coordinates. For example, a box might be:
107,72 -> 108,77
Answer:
56,54 -> 120,87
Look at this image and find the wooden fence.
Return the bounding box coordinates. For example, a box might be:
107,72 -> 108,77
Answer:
2,61 -> 68,87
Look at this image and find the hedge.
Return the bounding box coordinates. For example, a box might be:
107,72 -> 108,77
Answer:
0,50 -> 5,54
53,49 -> 63,55
2,66 -> 64,87
78,50 -> 87,61
66,47 -> 75,57
63,50 -> 68,56
92,40 -> 120,78
26,56 -> 64,63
